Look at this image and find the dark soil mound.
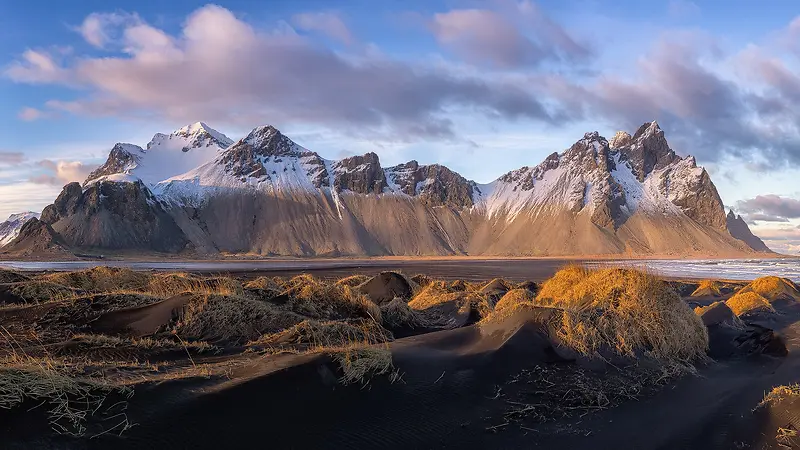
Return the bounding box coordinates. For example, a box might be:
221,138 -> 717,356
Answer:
479,278 -> 510,298
359,272 -> 412,305
697,301 -> 739,327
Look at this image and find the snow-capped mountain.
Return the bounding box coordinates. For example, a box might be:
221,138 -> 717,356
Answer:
14,120 -> 771,256
0,212 -> 40,247
85,122 -> 233,188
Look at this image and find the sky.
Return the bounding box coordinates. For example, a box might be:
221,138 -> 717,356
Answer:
1,0 -> 800,254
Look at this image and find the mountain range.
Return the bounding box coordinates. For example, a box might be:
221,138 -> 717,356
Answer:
2,120 -> 771,257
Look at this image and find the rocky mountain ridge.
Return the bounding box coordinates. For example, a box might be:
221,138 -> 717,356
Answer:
0,212 -> 40,247
7,120 -> 772,256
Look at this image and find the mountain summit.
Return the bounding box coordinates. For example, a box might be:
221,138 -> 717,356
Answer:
12,121 -> 772,256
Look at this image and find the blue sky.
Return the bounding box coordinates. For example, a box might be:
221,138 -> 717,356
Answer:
2,0 -> 800,253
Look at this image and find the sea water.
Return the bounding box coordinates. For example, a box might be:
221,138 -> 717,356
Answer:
590,258 -> 800,282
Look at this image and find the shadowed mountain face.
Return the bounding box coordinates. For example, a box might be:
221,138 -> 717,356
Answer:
0,212 -> 40,247
7,121 -> 771,257
726,211 -> 771,252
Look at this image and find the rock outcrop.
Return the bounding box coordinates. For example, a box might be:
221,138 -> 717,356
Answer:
0,212 -> 40,247
2,218 -> 69,255
726,210 -> 771,252
40,181 -> 188,253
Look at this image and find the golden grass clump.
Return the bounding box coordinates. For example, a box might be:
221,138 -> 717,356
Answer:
174,294 -> 305,345
145,273 -> 243,298
251,319 -> 391,349
281,274 -> 382,323
335,274 -> 371,287
410,274 -> 433,288
690,280 -> 722,297
407,281 -> 461,310
759,384 -> 800,408
2,280 -> 79,304
243,276 -> 283,296
725,291 -> 776,317
380,298 -> 430,329
41,267 -> 151,293
330,345 -> 395,385
739,276 -> 800,302
535,267 -> 708,361
494,288 -> 536,313
408,280 -> 492,322
693,301 -> 744,328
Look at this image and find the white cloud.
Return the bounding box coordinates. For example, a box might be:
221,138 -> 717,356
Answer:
4,5 -> 556,141
292,12 -> 353,45
0,183 -> 62,220
29,160 -> 98,186
79,12 -> 142,48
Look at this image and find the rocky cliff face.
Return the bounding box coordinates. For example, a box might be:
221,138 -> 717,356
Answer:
726,210 -> 771,252
2,218 -> 69,255
18,121 -> 767,257
0,212 -> 40,247
385,161 -> 478,208
333,153 -> 386,194
614,121 -> 680,181
40,181 -> 188,253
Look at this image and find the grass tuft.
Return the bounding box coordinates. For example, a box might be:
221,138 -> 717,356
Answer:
380,298 -> 431,329
280,274 -> 382,323
739,276 -> 800,302
330,345 -> 395,386
335,275 -> 371,287
725,291 -> 776,316
174,294 -> 305,345
690,280 -> 723,297
534,266 -> 708,362
251,319 -> 391,349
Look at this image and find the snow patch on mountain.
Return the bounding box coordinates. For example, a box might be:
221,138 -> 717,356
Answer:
85,122 -> 233,188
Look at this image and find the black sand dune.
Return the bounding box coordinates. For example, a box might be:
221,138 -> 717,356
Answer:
3,270 -> 800,450
64,305 -> 793,450
90,293 -> 195,337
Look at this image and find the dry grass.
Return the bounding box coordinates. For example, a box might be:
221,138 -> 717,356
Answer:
71,334 -> 216,353
759,384 -> 800,408
0,327 -> 132,437
0,269 -> 30,284
335,274 -> 371,287
1,280 -> 78,304
145,273 -> 243,298
380,298 -> 430,329
739,276 -> 800,302
41,267 -> 151,293
690,280 -> 722,297
693,301 -> 744,328
494,288 -> 536,313
725,291 -> 776,316
409,280 -> 491,319
330,344 -> 395,386
280,274 -> 381,323
535,266 -> 708,362
410,274 -> 433,288
251,319 -> 391,349
174,294 -> 306,345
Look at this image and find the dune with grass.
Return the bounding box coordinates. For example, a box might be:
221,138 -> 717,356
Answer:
0,265 -> 797,449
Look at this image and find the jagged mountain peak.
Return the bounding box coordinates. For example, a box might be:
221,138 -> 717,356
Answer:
616,121 -> 678,182
148,122 -> 233,151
